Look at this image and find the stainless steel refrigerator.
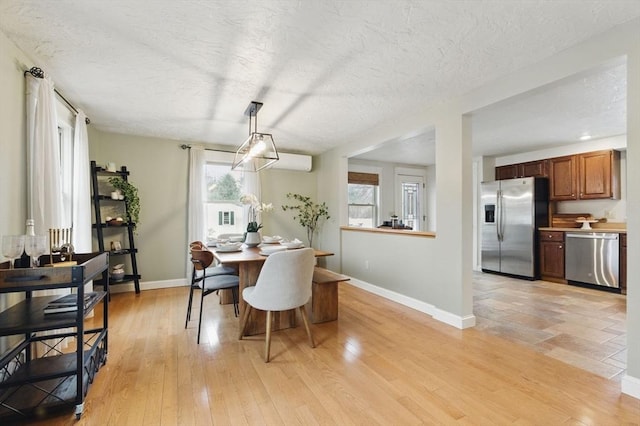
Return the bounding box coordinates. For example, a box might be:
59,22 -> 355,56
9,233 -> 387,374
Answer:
481,177 -> 548,279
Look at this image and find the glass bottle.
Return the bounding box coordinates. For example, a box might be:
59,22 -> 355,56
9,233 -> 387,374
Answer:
16,219 -> 35,268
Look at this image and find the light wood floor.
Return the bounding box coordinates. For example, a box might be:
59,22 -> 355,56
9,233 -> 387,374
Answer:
25,282 -> 639,425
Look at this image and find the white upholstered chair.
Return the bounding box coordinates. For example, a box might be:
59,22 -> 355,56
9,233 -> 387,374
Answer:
239,248 -> 316,362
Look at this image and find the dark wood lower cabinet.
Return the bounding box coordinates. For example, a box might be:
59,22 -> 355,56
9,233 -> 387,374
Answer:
539,231 -> 566,283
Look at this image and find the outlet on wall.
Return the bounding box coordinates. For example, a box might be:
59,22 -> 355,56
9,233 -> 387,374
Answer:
364,260 -> 369,270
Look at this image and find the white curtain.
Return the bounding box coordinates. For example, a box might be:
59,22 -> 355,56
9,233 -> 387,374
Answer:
187,146 -> 205,279
73,111 -> 93,294
26,75 -> 64,233
72,111 -> 92,253
26,73 -> 69,354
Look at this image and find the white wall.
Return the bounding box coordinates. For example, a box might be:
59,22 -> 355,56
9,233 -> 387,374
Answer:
260,168 -> 318,243
0,31 -> 29,242
317,18 -> 640,397
623,26 -> 640,398
0,26 -> 31,353
89,130 -> 318,284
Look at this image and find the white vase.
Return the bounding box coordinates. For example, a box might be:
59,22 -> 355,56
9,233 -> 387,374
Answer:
244,231 -> 261,247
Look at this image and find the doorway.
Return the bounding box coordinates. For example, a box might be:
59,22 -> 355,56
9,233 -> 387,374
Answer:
395,169 -> 426,231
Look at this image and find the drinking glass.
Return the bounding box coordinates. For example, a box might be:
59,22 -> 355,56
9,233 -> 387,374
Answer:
2,235 -> 25,269
25,235 -> 48,267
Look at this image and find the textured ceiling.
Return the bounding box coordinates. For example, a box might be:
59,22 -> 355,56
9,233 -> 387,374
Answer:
356,58 -> 627,165
0,1 -> 637,161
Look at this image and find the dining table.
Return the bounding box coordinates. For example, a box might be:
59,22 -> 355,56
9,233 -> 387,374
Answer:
212,245 -> 334,336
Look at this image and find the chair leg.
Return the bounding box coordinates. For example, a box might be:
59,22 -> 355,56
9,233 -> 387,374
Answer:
197,285 -> 205,344
185,285 -> 195,328
231,287 -> 239,317
298,305 -> 315,348
239,305 -> 252,340
265,310 -> 272,362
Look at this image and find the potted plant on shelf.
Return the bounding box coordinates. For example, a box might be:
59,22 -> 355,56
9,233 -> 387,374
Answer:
281,193 -> 330,248
108,177 -> 140,231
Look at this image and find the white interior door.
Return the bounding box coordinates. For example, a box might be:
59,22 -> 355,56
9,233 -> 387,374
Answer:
396,173 -> 425,231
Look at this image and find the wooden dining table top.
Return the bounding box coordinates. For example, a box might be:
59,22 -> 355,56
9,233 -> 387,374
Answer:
211,245 -> 334,336
212,246 -> 334,264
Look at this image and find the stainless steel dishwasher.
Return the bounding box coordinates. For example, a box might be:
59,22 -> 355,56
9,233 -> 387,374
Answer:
565,232 -> 619,289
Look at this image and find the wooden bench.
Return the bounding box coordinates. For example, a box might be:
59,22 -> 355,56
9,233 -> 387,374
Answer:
307,267 -> 350,323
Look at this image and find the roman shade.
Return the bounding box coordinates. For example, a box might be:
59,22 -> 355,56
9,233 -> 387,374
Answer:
348,172 -> 379,186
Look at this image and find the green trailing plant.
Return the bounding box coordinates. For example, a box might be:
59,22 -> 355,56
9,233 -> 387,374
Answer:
108,177 -> 140,230
281,193 -> 330,248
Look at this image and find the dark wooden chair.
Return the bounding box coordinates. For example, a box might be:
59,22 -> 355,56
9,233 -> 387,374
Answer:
186,247 -> 239,344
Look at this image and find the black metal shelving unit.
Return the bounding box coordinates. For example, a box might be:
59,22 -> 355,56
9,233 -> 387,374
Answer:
90,160 -> 141,294
0,252 -> 109,421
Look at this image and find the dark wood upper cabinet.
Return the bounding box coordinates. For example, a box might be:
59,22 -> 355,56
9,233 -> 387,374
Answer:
578,150 -> 620,200
495,159 -> 548,180
499,150 -> 621,201
521,160 -> 548,178
549,155 -> 578,200
495,164 -> 519,180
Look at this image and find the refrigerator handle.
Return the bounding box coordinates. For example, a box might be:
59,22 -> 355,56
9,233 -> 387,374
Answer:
495,190 -> 499,241
497,190 -> 504,242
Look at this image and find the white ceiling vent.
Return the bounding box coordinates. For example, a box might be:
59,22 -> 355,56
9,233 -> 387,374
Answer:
271,152 -> 312,172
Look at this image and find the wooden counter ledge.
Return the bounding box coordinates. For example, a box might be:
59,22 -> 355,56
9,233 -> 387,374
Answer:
341,226 -> 436,238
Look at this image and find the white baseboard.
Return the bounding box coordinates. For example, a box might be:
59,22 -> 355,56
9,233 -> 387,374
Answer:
346,278 -> 475,330
109,278 -> 188,294
433,309 -> 477,329
622,374 -> 640,400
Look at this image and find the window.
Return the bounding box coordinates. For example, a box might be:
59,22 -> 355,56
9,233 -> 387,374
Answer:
204,162 -> 245,239
348,172 -> 379,228
218,211 -> 235,225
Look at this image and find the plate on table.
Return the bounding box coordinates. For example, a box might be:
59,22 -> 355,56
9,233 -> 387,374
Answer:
281,240 -> 305,249
215,242 -> 243,253
216,246 -> 242,253
259,246 -> 287,256
262,235 -> 283,244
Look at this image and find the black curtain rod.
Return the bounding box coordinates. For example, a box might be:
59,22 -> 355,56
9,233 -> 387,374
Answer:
180,144 -> 236,154
24,67 -> 91,125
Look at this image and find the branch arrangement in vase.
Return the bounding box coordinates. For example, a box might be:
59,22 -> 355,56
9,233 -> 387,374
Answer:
281,193 -> 330,248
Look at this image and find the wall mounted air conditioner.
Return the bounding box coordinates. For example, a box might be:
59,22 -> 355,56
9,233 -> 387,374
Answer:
271,152 -> 312,172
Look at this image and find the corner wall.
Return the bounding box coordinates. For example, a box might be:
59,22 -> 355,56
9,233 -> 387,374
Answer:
316,18 -> 640,398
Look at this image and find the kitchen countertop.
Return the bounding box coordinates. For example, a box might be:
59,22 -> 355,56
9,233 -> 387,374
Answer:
539,227 -> 626,233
